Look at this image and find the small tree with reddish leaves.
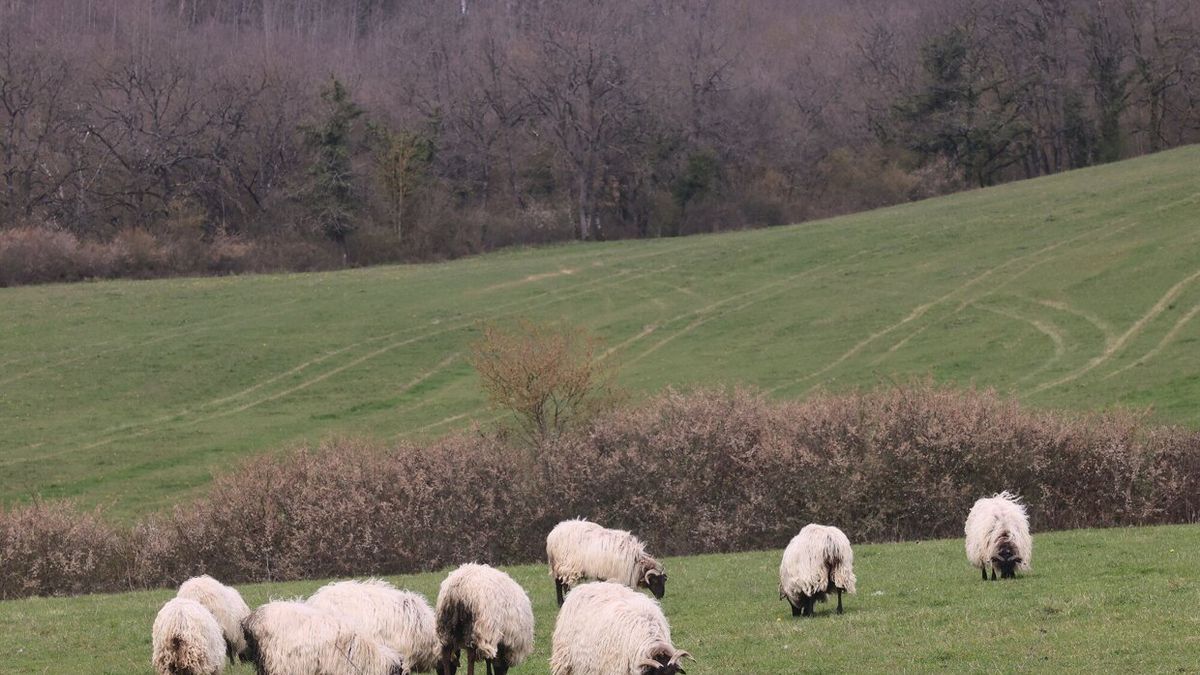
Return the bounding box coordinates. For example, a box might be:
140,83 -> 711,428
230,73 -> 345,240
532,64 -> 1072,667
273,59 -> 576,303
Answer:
469,320 -> 623,448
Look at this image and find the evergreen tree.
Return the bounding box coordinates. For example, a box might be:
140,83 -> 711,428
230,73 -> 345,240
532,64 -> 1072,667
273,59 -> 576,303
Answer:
303,77 -> 364,252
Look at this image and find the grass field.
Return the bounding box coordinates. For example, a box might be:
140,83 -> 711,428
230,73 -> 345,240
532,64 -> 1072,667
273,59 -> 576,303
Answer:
3,147 -> 1200,517
1,524 -> 1196,673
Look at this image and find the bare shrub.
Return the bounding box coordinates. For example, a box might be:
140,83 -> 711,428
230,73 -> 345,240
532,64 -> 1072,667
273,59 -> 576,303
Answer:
0,226 -> 90,286
469,320 -> 624,446
2,384 -> 1198,599
0,500 -> 125,599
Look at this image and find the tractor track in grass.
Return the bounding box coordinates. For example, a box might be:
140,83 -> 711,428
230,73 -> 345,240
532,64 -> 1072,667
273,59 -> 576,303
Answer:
1033,299 -> 1116,349
1104,302 -> 1200,379
2,261 -> 684,467
1031,268 -> 1200,394
617,248 -> 875,368
624,265 -> 833,367
772,218 -> 1138,394
4,265 -> 645,455
0,299 -> 305,386
767,227 -> 1101,393
974,304 -> 1067,385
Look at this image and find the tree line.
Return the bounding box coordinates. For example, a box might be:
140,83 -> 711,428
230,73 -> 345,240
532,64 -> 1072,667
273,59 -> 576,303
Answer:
0,0 -> 1197,280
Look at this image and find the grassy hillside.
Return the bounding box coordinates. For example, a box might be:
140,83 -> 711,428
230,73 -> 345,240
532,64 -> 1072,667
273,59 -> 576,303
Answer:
3,147 -> 1200,516
1,524 -> 1196,673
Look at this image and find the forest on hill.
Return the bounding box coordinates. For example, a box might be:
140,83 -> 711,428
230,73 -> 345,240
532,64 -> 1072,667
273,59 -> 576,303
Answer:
1,0 -> 1198,282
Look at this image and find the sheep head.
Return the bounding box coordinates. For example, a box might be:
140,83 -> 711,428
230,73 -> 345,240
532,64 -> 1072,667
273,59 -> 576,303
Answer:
491,643 -> 512,675
637,556 -> 667,599
639,647 -> 691,675
992,535 -> 1022,579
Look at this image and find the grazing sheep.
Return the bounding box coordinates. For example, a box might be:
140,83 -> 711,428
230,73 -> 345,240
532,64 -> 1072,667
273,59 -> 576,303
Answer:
778,523 -> 857,617
241,600 -> 405,675
151,597 -> 226,675
550,582 -> 691,675
307,578 -> 441,674
177,575 -> 251,663
546,519 -> 667,606
965,490 -> 1032,580
435,564 -> 534,675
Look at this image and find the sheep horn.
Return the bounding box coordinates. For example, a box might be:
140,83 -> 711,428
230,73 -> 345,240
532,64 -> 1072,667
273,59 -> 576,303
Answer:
638,658 -> 662,669
671,651 -> 693,664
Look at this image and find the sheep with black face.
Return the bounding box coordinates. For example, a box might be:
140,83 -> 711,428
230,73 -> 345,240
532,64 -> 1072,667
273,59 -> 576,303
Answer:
965,491 -> 1032,580
546,519 -> 666,606
550,581 -> 691,675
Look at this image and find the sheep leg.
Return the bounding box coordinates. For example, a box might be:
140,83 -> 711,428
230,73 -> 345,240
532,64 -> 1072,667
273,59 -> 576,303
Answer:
982,566 -> 988,581
486,660 -> 494,675
788,597 -> 801,617
836,589 -> 843,614
555,578 -> 565,606
990,567 -> 997,581
468,652 -> 476,675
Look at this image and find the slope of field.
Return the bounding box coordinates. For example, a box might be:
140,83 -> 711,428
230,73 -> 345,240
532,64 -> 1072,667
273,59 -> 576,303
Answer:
3,147 -> 1200,516
1,524 -> 1196,673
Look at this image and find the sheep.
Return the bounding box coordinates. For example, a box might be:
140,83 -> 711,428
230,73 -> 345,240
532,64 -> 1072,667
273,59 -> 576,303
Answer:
177,575 -> 251,663
241,600 -> 405,675
965,490 -> 1033,580
549,581 -> 691,675
307,578 -> 441,674
778,523 -> 857,617
546,519 -> 667,606
435,563 -> 534,675
151,597 -> 227,675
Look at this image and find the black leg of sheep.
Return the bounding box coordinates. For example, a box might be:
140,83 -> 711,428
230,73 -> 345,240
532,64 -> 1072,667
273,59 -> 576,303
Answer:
990,568 -> 997,581
555,578 -> 565,607
836,589 -> 843,615
982,566 -> 988,581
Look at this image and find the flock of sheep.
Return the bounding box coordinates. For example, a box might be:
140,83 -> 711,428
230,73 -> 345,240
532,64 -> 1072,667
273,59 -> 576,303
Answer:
151,492 -> 1032,675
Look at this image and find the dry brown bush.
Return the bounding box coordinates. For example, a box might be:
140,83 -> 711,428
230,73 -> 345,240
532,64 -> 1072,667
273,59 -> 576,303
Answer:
0,226 -> 92,286
2,384 -> 1197,597
0,500 -> 126,599
470,320 -> 624,446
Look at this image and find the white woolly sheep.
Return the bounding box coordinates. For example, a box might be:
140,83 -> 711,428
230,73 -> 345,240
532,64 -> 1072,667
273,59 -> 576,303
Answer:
177,575 -> 251,663
778,523 -> 857,617
307,578 -> 441,674
965,490 -> 1032,580
241,600 -> 405,675
435,563 -> 534,675
546,519 -> 666,606
151,597 -> 226,675
550,581 -> 691,675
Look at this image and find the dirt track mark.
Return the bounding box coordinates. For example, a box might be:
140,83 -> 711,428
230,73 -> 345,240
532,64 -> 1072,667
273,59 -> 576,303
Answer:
480,268 -> 578,293
1104,302 -> 1200,379
975,304 -> 1067,384
1032,268 -> 1200,393
0,299 -> 304,386
6,264 -> 677,466
794,240 -> 1071,387
1034,299 -> 1116,348
624,264 -> 832,368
